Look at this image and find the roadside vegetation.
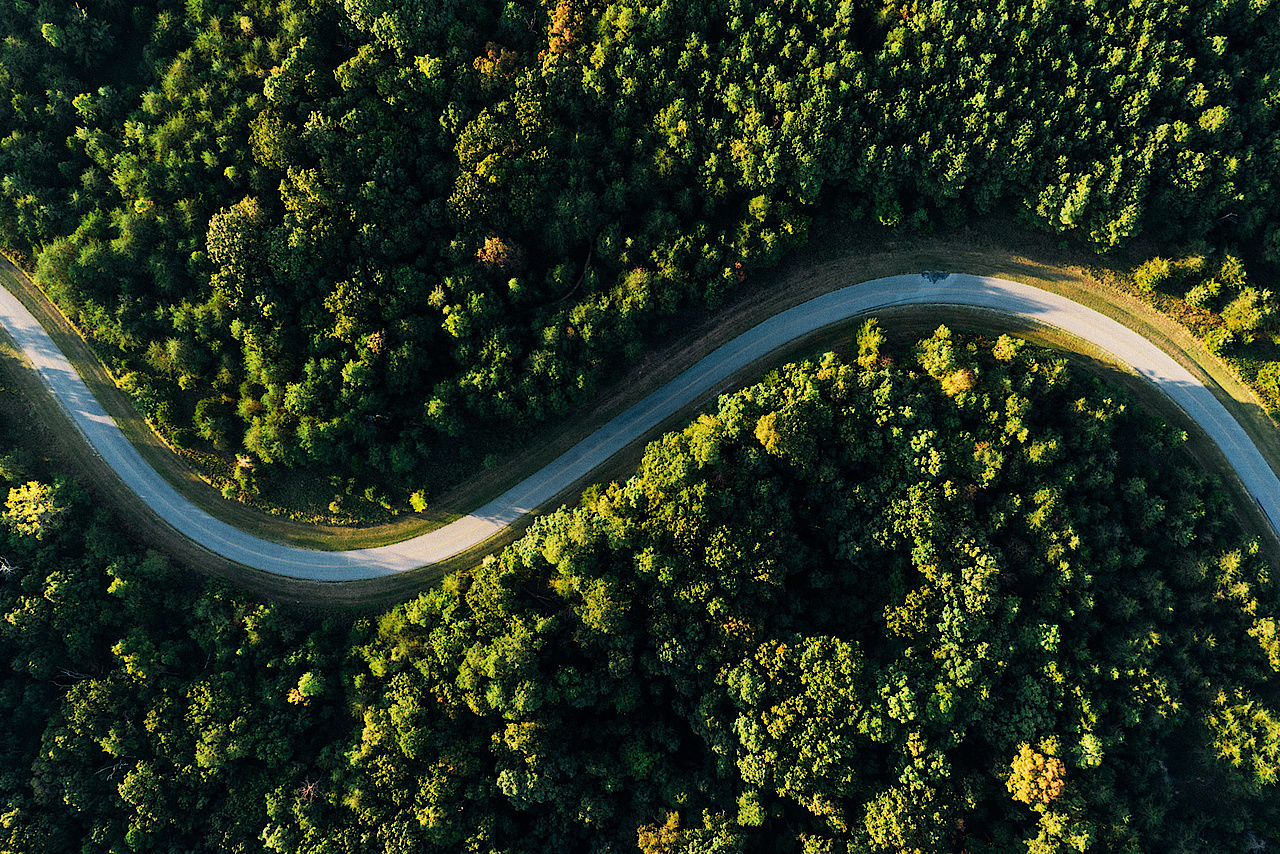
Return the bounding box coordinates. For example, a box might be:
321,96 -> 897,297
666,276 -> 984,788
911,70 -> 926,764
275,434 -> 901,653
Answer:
1117,250 -> 1280,414
1,0 -> 1277,522
1,331 -> 1277,852
3,2 -> 1279,850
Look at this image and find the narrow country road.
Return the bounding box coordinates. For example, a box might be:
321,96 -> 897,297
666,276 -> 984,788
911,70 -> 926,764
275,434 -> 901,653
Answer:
2,272 -> 1278,581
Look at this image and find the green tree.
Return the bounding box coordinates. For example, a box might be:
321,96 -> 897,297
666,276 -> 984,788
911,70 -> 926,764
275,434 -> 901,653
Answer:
4,479 -> 67,539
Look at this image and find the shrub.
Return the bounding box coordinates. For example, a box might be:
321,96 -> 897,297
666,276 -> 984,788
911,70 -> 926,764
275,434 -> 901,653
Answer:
1203,325 -> 1235,355
1218,254 -> 1247,291
876,198 -> 902,227
1185,279 -> 1221,310
4,479 -> 66,539
1132,257 -> 1172,293
855,319 -> 885,369
1255,362 -> 1280,410
1222,287 -> 1271,342
1174,254 -> 1208,284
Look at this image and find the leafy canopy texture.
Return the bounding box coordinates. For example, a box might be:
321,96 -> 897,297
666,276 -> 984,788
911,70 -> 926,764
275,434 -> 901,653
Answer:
1,329 -> 1279,851
330,330 -> 1280,852
2,0 -> 1278,505
3,479 -> 68,540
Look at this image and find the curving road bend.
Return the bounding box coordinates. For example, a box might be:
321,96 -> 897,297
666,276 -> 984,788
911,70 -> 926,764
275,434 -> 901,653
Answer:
1,273 -> 1278,581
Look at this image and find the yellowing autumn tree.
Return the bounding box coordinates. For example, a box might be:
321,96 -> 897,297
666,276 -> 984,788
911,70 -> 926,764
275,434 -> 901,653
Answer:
4,479 -> 67,540
1007,742 -> 1067,806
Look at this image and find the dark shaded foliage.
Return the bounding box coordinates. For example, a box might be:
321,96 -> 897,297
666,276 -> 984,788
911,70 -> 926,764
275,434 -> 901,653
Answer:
6,330 -> 1274,853
1,0 -> 1277,500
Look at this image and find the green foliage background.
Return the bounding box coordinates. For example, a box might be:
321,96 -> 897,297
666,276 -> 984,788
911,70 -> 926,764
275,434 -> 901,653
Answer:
1,331 -> 1277,852
2,0 -> 1278,504
3,2 -> 1280,849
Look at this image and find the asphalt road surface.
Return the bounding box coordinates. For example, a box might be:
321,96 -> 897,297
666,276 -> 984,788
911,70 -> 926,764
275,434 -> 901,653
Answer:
2,272 -> 1277,581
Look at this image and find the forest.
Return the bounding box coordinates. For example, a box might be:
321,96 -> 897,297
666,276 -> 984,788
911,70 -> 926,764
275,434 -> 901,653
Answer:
2,0 -> 1279,511
0,330 -> 1277,852
3,2 -> 1280,850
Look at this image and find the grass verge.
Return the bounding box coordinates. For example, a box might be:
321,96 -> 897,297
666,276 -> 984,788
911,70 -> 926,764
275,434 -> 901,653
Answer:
4,216 -> 1280,605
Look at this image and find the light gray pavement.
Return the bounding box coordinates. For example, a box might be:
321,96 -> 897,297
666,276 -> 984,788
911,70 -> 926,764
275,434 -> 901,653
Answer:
2,273 -> 1278,580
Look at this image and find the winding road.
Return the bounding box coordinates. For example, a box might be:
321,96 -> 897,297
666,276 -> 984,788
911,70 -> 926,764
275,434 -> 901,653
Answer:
2,272 -> 1278,581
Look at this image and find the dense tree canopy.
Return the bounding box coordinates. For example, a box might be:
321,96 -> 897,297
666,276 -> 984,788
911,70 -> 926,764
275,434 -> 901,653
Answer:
2,0 -> 1278,505
2,329 -> 1277,852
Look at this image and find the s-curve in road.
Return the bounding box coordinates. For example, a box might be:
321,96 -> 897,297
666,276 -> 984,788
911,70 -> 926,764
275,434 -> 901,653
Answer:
2,272 -> 1279,581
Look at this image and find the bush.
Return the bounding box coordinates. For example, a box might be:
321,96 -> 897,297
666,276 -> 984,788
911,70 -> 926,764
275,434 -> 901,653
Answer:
876,198 -> 903,227
1203,325 -> 1235,355
1255,362 -> 1280,410
4,479 -> 67,539
1218,254 -> 1248,291
1222,287 -> 1270,342
1132,257 -> 1172,293
1174,254 -> 1208,284
854,319 -> 885,369
194,396 -> 235,448
1185,279 -> 1221,310
168,428 -> 195,449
